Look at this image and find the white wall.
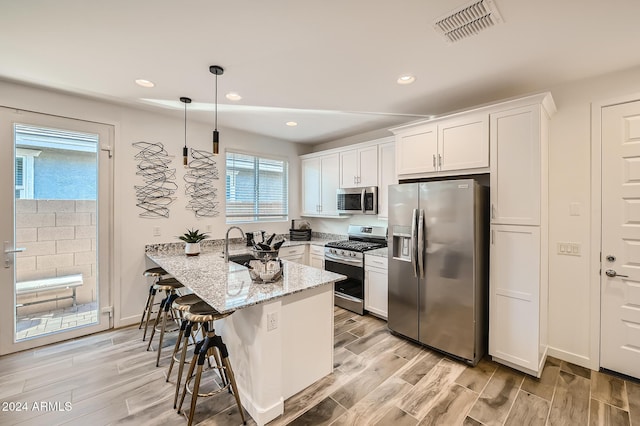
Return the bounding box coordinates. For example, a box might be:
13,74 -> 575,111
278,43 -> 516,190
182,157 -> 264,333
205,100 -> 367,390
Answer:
547,65 -> 640,367
0,80 -> 306,326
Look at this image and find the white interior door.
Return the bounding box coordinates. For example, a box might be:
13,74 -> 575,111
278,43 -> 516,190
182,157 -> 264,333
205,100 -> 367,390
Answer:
0,107 -> 113,355
601,99 -> 640,379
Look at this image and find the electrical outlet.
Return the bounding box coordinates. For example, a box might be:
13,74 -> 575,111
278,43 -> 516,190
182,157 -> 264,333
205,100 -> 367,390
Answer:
206,224 -> 213,232
267,312 -> 278,331
153,227 -> 161,237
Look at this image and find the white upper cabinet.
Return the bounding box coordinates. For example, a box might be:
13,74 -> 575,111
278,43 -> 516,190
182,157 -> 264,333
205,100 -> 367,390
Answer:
490,105 -> 542,226
377,141 -> 396,219
301,153 -> 340,217
393,114 -> 489,178
438,113 -> 489,172
339,145 -> 378,188
395,124 -> 438,176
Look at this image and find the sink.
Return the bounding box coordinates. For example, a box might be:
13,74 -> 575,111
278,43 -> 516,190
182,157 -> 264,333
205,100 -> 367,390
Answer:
227,253 -> 257,265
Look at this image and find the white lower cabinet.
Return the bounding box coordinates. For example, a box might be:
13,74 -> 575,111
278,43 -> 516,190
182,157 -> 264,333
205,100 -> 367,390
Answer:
364,255 -> 388,319
308,245 -> 324,269
279,245 -> 307,264
489,224 -> 547,377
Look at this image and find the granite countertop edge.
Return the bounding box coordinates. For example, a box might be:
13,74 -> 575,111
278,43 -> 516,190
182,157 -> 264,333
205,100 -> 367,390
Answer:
146,247 -> 346,314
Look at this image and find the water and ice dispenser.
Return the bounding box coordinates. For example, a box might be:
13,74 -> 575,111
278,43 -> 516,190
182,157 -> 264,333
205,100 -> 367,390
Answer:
392,225 -> 412,261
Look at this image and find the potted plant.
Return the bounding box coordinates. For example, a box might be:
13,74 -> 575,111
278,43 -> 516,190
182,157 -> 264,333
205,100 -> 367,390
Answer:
179,228 -> 209,256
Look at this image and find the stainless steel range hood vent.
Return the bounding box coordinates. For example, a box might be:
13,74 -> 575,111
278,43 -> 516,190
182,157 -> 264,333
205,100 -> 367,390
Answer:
433,0 -> 503,43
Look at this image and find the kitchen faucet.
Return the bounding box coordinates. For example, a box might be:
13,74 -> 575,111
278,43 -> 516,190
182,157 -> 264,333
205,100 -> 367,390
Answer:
224,226 -> 245,263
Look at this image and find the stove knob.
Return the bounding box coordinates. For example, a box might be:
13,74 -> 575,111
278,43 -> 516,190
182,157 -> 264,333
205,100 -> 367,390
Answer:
350,252 -> 355,257
340,250 -> 345,256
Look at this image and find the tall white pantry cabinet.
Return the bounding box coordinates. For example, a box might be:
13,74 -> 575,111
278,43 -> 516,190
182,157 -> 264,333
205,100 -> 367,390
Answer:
489,93 -> 555,378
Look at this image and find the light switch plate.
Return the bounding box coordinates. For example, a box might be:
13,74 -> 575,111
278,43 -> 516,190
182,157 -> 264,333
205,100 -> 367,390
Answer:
557,242 -> 581,256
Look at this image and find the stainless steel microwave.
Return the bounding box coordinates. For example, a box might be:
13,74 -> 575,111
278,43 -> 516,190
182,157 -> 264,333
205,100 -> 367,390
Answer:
337,187 -> 378,215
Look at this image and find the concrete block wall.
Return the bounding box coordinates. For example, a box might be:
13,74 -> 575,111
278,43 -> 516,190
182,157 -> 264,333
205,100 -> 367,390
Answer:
15,199 -> 96,313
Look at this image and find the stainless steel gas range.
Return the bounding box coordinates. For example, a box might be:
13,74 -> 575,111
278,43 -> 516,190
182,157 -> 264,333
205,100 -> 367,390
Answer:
324,225 -> 387,314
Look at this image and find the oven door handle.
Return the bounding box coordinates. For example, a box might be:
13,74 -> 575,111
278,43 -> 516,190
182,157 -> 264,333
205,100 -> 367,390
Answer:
335,292 -> 362,303
325,253 -> 362,264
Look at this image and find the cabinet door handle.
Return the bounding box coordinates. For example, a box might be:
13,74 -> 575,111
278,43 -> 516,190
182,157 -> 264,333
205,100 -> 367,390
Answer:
432,154 -> 436,169
491,204 -> 496,219
438,154 -> 442,168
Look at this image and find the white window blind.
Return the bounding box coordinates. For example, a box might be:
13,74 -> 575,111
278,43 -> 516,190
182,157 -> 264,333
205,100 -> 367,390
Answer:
15,156 -> 25,198
226,151 -> 288,223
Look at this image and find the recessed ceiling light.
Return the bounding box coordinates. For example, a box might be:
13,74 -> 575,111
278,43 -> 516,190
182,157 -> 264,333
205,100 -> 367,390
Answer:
397,74 -> 416,85
226,92 -> 242,101
135,79 -> 155,88
286,121 -> 298,127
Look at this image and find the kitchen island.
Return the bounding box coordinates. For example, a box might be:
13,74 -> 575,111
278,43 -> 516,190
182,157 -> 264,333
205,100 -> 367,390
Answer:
146,248 -> 345,426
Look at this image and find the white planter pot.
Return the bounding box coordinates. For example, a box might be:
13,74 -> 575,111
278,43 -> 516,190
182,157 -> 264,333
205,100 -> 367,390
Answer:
185,242 -> 201,256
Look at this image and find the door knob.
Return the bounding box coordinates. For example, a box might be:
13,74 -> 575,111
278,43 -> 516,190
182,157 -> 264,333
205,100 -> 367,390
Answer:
605,269 -> 628,278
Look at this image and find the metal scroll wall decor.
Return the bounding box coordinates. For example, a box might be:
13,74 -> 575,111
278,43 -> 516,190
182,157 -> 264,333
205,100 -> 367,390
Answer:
132,141 -> 177,218
184,148 -> 220,217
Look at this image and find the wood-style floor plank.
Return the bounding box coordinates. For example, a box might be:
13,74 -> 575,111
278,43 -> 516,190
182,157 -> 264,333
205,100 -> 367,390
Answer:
547,371 -> 590,426
521,357 -> 560,402
417,383 -> 478,426
590,371 -> 629,411
503,390 -> 550,426
589,399 -> 630,426
466,367 -> 524,426
398,358 -> 466,420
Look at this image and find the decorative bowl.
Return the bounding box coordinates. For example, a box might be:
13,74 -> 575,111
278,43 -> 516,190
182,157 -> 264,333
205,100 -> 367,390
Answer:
247,259 -> 283,283
251,248 -> 279,261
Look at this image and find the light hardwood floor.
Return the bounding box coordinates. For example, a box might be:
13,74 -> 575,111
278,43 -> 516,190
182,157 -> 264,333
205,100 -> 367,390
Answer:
0,307 -> 638,425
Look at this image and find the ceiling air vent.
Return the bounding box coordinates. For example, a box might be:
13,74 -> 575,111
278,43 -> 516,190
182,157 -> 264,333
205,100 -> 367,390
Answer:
433,0 -> 503,43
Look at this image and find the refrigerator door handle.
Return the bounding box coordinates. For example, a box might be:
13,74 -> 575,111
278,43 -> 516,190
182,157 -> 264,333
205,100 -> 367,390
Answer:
418,209 -> 425,278
411,208 -> 418,277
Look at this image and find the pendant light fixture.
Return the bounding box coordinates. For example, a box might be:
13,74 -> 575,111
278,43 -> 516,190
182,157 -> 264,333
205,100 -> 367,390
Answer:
180,96 -> 192,166
209,65 -> 224,155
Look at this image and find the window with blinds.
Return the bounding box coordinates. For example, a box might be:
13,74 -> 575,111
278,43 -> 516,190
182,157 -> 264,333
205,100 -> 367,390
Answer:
226,151 -> 289,223
15,156 -> 25,198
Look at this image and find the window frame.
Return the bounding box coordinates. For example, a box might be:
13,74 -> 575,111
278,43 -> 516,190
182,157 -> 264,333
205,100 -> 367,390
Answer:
225,149 -> 289,224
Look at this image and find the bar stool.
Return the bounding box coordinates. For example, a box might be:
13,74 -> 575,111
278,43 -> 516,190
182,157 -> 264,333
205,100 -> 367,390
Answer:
140,267 -> 169,341
166,293 -> 204,408
146,277 -> 184,367
177,301 -> 246,426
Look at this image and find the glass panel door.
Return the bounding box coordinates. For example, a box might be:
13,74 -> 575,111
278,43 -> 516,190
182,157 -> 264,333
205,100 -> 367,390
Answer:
0,108 -> 113,354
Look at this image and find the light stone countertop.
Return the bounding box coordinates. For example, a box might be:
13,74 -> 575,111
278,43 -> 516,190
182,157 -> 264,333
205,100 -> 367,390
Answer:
146,247 -> 345,314
366,247 -> 389,258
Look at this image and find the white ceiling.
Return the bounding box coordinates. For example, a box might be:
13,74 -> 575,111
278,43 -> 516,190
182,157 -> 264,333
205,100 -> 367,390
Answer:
1,0 -> 639,144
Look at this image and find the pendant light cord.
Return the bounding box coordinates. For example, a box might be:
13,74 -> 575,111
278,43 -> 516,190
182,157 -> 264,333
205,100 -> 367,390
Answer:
184,101 -> 187,149
214,73 -> 218,131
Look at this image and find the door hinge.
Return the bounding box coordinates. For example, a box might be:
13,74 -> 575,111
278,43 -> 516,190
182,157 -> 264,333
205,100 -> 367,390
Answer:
101,306 -> 113,318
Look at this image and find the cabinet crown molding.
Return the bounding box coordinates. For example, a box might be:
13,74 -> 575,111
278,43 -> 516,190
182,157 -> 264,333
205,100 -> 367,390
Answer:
389,92 -> 556,135
299,136 -> 394,159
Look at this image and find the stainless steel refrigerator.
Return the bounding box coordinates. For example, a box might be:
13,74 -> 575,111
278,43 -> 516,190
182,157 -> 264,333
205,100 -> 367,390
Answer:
388,179 -> 488,365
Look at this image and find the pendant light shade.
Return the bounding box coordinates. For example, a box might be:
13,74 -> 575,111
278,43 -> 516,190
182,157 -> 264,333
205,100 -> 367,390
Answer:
210,65 -> 224,155
180,97 -> 192,166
